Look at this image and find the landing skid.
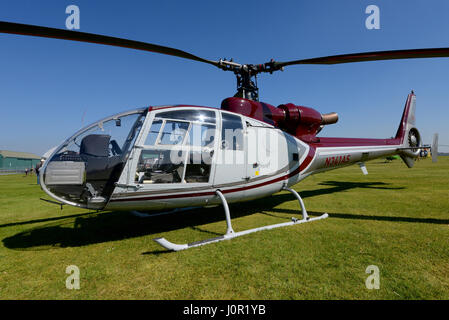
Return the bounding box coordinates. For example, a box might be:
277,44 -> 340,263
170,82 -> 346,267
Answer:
153,187 -> 328,251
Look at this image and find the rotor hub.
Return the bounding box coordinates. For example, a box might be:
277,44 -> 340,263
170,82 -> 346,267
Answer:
217,59 -> 283,101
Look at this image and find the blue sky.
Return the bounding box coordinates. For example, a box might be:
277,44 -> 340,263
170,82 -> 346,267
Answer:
1,0 -> 449,156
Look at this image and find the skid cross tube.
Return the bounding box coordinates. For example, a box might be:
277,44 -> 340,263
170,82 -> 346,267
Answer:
215,190 -> 234,235
282,186 -> 309,220
153,189 -> 328,251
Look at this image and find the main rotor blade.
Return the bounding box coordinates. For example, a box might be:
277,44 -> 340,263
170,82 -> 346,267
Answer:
0,21 -> 220,67
274,48 -> 449,68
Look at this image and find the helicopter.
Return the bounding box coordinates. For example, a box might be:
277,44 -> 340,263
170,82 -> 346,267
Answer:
0,21 -> 443,251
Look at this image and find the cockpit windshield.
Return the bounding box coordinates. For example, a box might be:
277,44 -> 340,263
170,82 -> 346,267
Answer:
42,108 -> 146,208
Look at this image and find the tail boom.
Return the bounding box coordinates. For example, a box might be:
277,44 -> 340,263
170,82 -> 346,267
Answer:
302,91 -> 421,174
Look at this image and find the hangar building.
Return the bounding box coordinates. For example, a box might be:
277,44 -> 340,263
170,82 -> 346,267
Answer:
0,150 -> 41,171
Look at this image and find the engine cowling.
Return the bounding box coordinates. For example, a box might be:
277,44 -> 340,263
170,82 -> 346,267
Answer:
221,97 -> 285,126
221,97 -> 338,142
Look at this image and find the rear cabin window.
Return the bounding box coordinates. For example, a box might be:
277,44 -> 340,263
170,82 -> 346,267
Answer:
221,113 -> 244,151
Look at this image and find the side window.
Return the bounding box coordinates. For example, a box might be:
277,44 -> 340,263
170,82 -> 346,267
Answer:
159,121 -> 190,145
157,110 -> 216,124
135,149 -> 184,184
144,119 -> 162,145
188,123 -> 215,147
221,113 -> 244,150
184,151 -> 212,183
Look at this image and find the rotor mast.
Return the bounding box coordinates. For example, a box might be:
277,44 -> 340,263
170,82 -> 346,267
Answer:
217,59 -> 281,101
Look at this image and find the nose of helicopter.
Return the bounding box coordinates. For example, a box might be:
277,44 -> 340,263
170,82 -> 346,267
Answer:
39,133 -> 134,210
40,150 -> 102,209
39,108 -> 146,209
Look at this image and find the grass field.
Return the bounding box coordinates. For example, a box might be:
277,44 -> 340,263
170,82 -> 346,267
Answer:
0,157 -> 448,299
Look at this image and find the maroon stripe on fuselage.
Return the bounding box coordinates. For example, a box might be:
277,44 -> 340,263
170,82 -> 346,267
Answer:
109,146 -> 316,203
310,137 -> 402,148
298,146 -> 316,172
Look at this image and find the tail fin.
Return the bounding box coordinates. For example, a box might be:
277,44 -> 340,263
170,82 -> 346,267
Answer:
395,91 -> 421,168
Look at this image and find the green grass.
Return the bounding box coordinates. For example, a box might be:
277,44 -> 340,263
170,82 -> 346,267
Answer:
0,157 -> 448,299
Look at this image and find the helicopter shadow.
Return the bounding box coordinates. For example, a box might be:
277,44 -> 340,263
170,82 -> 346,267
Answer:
3,180 -> 443,252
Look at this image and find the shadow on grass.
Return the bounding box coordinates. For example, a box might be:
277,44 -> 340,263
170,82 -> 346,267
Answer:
0,211 -> 96,229
276,209 -> 449,225
3,180 -> 430,252
2,206 -> 237,251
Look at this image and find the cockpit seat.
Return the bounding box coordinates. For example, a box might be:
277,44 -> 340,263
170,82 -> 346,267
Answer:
80,134 -> 123,196
80,134 -> 111,157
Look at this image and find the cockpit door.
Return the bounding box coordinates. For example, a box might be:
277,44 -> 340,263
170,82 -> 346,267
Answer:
125,108 -> 218,194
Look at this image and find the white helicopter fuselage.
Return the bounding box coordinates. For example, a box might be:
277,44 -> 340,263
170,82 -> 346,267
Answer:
40,93 -> 419,213
106,112 -> 410,212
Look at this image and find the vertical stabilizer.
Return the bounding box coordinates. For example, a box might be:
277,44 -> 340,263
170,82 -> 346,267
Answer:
396,91 -> 421,168
395,91 -> 417,143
